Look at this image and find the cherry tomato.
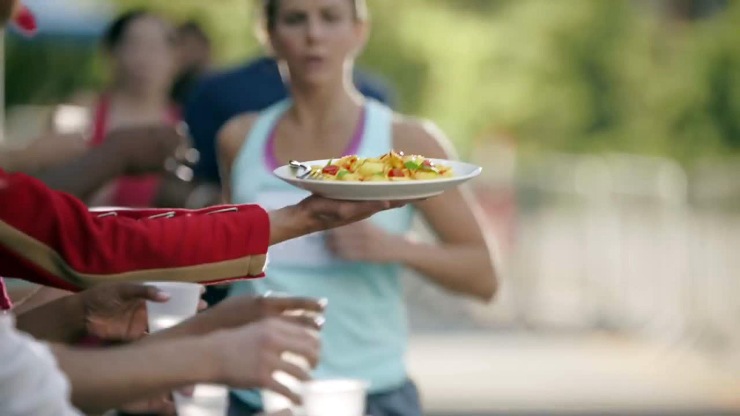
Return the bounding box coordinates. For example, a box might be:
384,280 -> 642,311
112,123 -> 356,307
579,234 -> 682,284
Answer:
389,168 -> 405,178
322,165 -> 340,175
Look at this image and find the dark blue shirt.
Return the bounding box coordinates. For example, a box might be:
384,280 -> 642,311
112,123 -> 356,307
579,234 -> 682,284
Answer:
184,57 -> 395,184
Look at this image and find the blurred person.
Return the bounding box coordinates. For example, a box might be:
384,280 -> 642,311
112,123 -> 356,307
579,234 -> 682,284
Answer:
0,313 -> 82,416
171,20 -> 213,106
70,9 -> 183,208
218,0 -> 499,415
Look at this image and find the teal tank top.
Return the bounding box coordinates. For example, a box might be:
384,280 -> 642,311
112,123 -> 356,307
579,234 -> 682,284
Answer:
229,99 -> 414,405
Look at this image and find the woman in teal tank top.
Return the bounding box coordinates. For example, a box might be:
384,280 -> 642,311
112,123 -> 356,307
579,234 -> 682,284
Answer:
218,1 -> 499,415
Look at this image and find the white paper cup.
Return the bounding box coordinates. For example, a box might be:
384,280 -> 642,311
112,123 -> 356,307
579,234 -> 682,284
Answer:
145,282 -> 202,333
301,379 -> 368,416
262,388 -> 294,413
262,351 -> 311,413
259,291 -> 326,413
173,384 -> 228,416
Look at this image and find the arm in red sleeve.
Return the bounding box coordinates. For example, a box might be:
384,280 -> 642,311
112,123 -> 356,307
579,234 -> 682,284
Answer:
0,169 -> 269,291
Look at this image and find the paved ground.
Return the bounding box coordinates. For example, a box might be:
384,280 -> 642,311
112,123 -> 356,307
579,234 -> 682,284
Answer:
399,255 -> 740,416
407,332 -> 740,416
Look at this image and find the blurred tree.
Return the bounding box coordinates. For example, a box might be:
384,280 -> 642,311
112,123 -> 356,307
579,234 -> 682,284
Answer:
4,0 -> 739,163
5,39 -> 99,107
113,0 -> 259,65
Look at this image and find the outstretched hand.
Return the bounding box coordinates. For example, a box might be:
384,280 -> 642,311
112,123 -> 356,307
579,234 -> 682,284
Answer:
269,195 -> 415,245
156,294 -> 325,340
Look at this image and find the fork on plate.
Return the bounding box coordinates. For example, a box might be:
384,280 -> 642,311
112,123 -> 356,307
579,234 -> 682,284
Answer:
289,160 -> 322,179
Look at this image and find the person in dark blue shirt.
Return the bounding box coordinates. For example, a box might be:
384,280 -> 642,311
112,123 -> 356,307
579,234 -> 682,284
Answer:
184,56 -> 395,185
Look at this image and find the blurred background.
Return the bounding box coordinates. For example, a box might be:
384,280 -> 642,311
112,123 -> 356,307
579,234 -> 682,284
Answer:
3,0 -> 740,414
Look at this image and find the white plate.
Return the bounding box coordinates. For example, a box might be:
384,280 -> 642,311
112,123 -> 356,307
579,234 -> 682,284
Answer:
274,158 -> 482,201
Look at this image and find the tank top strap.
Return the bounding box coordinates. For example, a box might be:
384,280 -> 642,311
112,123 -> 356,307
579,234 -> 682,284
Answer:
90,94 -> 110,146
356,99 -> 394,157
90,95 -> 180,147
165,105 -> 182,125
231,99 -> 293,200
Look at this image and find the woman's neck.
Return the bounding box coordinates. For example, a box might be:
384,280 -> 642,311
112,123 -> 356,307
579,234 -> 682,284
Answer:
288,76 -> 364,134
109,85 -> 169,113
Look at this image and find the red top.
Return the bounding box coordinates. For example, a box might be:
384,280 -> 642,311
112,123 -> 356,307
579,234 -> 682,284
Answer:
0,168 -> 270,309
89,94 -> 181,207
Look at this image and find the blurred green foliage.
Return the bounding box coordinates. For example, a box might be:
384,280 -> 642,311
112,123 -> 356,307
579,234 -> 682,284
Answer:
5,0 -> 740,164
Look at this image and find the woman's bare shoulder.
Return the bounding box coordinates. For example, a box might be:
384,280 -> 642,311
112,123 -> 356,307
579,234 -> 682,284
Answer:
391,114 -> 458,160
217,113 -> 260,158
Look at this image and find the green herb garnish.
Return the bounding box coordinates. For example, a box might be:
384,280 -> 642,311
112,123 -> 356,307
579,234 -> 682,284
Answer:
404,161 -> 420,171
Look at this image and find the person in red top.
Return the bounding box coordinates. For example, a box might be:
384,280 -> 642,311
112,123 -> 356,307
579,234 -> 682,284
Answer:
85,10 -> 183,208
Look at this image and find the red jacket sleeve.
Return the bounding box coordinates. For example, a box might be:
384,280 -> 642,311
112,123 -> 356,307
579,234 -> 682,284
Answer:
0,169 -> 269,291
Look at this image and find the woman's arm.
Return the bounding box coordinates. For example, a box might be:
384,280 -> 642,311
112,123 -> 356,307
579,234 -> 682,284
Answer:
14,281 -> 322,345
327,119 -> 499,302
37,125 -> 188,200
394,119 -> 499,301
52,335 -> 215,412
53,317 -> 319,413
0,133 -> 88,174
